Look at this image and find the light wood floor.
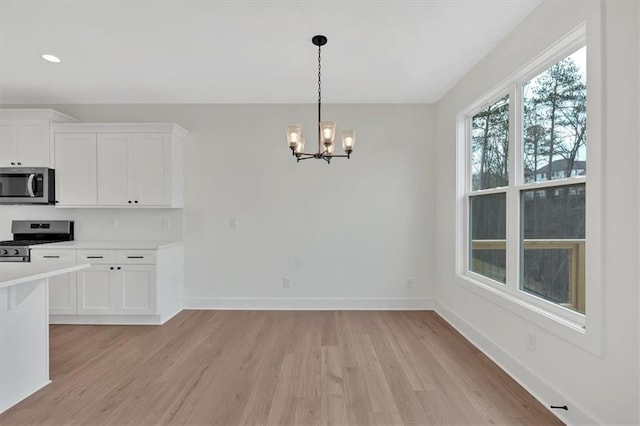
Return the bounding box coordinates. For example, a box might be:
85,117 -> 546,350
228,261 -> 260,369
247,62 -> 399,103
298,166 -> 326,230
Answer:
0,311 -> 562,426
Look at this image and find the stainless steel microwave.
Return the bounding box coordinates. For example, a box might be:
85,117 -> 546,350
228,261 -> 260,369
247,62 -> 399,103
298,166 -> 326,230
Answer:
0,167 -> 55,205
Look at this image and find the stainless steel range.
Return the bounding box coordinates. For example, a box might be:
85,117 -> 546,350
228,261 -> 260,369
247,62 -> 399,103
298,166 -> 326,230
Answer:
0,220 -> 74,262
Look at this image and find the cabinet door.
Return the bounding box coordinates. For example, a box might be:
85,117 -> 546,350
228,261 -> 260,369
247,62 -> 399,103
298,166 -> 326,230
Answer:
49,272 -> 77,315
31,250 -> 78,315
77,265 -> 117,314
17,121 -> 50,167
118,265 -> 156,315
97,134 -> 131,205
54,134 -> 97,206
131,134 -> 170,206
0,121 -> 17,166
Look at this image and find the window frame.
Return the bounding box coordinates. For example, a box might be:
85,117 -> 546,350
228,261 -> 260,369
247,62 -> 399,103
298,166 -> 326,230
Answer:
456,23 -> 604,355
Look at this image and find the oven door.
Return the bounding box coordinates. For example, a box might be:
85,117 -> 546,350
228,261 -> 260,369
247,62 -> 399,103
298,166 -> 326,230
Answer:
0,168 -> 55,205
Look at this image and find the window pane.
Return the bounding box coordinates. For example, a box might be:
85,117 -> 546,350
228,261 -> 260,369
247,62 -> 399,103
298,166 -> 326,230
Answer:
471,95 -> 509,190
470,193 -> 506,283
520,184 -> 586,313
523,46 -> 587,183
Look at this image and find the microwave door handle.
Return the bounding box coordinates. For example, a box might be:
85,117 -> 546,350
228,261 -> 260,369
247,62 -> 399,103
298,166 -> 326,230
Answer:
27,174 -> 36,197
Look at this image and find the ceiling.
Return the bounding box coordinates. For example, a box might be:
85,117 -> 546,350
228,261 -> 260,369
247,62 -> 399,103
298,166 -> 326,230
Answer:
0,0 -> 541,104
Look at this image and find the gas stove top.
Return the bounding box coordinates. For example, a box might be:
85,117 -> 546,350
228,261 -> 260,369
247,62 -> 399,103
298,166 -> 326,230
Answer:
0,220 -> 74,262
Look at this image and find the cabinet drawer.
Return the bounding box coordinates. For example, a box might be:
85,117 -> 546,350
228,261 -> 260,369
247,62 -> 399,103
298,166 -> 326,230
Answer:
117,251 -> 156,265
77,250 -> 117,264
31,250 -> 76,263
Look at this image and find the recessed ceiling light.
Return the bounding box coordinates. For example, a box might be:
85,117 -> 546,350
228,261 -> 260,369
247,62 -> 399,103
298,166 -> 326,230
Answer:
42,54 -> 61,63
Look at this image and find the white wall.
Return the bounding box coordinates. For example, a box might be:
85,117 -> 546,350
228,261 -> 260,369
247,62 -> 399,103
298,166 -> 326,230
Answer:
1,104 -> 435,309
434,1 -> 639,424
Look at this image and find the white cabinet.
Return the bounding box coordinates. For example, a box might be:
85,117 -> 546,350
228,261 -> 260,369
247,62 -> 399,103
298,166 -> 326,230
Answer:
0,109 -> 77,167
0,121 -> 49,167
53,123 -> 186,208
0,121 -> 17,166
77,264 -> 157,316
30,250 -> 77,315
44,244 -> 183,325
97,134 -> 130,205
54,134 -> 98,206
77,265 -> 116,314
97,133 -> 171,206
130,134 -> 171,206
120,265 -> 156,314
73,249 -> 160,317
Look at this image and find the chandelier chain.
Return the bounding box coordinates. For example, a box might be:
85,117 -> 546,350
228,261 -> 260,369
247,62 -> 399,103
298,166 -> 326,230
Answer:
318,43 -> 322,147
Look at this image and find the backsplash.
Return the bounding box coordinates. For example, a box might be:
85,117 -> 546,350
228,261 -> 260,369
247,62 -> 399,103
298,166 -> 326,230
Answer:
0,206 -> 182,241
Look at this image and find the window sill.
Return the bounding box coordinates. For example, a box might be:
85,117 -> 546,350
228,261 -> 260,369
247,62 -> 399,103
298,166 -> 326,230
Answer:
454,271 -> 603,357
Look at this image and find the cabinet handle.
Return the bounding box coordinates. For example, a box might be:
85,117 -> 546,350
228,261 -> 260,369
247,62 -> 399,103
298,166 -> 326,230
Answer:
134,200 -> 138,204
117,266 -> 121,270
127,256 -> 144,259
11,162 -> 15,165
110,266 -> 114,270
43,255 -> 60,258
86,256 -> 104,259
128,200 -> 132,204
17,162 -> 22,165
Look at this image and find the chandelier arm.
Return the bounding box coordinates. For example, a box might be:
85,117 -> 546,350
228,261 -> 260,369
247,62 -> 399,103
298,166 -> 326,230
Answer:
296,151 -> 317,157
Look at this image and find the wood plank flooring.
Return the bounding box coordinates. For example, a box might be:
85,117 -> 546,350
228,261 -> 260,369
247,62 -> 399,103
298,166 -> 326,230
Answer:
0,311 -> 563,425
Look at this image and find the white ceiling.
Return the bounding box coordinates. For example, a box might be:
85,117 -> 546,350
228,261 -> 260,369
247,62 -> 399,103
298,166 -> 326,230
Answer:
0,0 -> 541,104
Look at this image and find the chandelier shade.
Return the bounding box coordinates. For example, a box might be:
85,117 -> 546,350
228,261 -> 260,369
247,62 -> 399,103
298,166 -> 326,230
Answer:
286,35 -> 356,164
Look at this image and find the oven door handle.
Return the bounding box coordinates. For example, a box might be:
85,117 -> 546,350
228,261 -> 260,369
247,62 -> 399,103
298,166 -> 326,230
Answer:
27,174 -> 36,197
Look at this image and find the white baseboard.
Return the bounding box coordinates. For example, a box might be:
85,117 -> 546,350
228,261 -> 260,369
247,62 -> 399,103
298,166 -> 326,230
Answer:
50,314 -> 163,325
434,301 -> 599,426
183,297 -> 436,311
160,307 -> 183,324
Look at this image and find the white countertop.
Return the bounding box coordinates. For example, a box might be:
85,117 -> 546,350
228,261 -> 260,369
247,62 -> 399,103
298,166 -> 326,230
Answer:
29,240 -> 183,250
0,262 -> 90,289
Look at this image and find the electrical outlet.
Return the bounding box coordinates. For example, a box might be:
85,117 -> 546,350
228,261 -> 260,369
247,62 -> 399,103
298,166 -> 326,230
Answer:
526,332 -> 537,352
229,217 -> 238,229
406,277 -> 414,288
283,277 -> 291,289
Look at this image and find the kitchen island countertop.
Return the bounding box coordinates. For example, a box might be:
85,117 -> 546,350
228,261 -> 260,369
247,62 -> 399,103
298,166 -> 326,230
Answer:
0,262 -> 90,289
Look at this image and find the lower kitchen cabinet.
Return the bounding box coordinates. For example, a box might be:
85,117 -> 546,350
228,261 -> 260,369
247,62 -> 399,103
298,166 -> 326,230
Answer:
120,265 -> 156,315
30,244 -> 183,325
31,250 -> 77,315
49,272 -> 78,315
77,265 -> 118,315
77,264 -> 156,315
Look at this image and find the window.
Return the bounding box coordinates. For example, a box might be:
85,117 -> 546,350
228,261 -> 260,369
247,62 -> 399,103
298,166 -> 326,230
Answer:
463,41 -> 587,323
469,96 -> 508,283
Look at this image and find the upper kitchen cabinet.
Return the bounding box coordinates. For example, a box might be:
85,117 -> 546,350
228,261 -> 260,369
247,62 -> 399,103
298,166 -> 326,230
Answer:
54,133 -> 98,206
53,123 -> 187,208
98,133 -> 172,206
0,109 -> 78,167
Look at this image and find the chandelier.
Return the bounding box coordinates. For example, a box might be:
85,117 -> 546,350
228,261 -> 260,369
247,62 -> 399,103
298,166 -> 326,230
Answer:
286,35 -> 356,164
